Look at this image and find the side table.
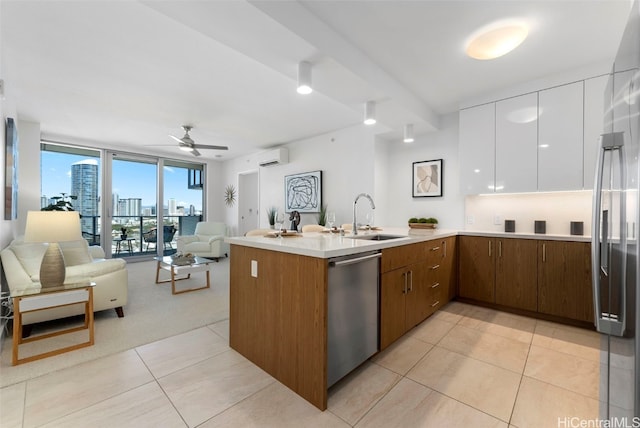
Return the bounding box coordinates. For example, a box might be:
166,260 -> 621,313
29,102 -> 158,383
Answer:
114,237 -> 135,255
11,282 -> 96,365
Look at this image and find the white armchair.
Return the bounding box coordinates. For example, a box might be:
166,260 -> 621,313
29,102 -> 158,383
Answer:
176,222 -> 229,261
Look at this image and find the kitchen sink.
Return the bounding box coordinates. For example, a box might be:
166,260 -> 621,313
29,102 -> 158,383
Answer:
348,234 -> 407,241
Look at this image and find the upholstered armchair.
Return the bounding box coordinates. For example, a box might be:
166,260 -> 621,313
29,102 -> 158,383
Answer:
176,222 -> 229,261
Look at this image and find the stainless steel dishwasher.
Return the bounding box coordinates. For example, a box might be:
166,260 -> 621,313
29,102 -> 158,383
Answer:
327,250 -> 380,387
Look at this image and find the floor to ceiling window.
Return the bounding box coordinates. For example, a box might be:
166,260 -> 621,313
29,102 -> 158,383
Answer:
40,143 -> 102,245
41,142 -> 206,259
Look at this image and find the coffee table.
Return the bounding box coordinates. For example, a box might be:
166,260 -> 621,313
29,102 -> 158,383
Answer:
11,281 -> 95,365
154,256 -> 213,295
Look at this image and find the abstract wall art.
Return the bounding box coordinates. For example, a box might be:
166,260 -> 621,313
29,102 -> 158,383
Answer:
5,117 -> 18,220
285,170 -> 322,213
412,159 -> 442,198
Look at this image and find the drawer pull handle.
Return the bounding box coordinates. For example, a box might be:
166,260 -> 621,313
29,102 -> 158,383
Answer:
431,282 -> 440,289
431,300 -> 440,308
431,246 -> 440,251
431,264 -> 440,270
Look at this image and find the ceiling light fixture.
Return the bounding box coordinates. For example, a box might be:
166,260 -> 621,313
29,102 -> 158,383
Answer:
297,61 -> 313,95
403,124 -> 414,143
465,20 -> 528,60
364,101 -> 376,125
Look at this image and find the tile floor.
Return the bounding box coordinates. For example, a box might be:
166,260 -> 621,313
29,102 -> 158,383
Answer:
0,301 -> 601,428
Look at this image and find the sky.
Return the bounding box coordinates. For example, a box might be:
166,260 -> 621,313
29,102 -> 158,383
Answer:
41,151 -> 203,210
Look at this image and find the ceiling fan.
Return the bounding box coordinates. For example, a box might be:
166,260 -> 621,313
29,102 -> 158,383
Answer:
168,125 -> 229,157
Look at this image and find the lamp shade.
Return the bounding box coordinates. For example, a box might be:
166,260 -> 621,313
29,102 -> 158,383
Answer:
24,211 -> 83,288
24,211 -> 83,243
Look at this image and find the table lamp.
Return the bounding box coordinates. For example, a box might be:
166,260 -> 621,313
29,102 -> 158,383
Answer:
24,211 -> 83,288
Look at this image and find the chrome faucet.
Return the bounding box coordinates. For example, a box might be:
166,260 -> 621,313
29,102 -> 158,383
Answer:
352,193 -> 375,235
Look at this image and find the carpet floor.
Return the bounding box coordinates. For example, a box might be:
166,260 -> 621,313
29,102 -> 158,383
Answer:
0,257 -> 230,387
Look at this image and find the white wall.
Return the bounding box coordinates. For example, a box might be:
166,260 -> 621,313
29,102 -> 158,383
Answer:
16,120 -> 41,232
375,113 -> 464,229
221,125 -> 378,235
464,191 -> 593,236
220,114 -> 466,235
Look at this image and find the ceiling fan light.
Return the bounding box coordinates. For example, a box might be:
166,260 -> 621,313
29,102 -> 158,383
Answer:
364,101 -> 376,125
465,21 -> 528,60
179,144 -> 193,152
297,61 -> 313,95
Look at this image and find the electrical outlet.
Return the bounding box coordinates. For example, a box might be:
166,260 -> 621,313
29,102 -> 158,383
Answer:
251,260 -> 258,278
466,215 -> 475,225
494,215 -> 503,225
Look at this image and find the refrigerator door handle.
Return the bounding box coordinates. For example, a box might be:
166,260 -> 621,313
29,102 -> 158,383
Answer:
592,132 -> 627,337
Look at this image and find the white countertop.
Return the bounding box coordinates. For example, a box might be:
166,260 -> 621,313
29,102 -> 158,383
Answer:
225,227 -> 458,258
459,230 -> 591,243
226,227 -> 592,258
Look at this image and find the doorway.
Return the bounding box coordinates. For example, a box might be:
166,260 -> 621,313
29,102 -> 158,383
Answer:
238,171 -> 259,236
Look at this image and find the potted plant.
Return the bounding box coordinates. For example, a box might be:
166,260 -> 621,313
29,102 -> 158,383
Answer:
266,206 -> 277,229
408,217 -> 438,229
318,204 -> 328,226
41,192 -> 77,212
120,227 -> 128,239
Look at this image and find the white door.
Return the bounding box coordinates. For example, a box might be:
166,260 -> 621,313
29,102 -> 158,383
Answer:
238,171 -> 259,236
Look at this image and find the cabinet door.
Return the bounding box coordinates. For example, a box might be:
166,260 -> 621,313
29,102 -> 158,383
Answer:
538,241 -> 593,322
495,93 -> 538,192
405,262 -> 430,330
459,103 -> 495,194
538,82 -> 584,191
495,238 -> 538,311
380,268 -> 408,350
583,75 -> 608,189
458,236 -> 495,303
442,237 -> 457,301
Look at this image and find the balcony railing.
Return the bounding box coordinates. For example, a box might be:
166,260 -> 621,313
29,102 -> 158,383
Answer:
80,215 -> 202,257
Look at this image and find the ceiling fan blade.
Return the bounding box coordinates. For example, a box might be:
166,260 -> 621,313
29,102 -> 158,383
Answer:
169,134 -> 183,143
191,148 -> 202,157
193,144 -> 229,151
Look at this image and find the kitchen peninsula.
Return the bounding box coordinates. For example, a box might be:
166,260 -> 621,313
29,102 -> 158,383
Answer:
225,228 -> 457,410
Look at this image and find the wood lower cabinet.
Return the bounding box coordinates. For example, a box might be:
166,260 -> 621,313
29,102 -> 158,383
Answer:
460,235 -> 537,309
495,238 -> 538,311
538,240 -> 593,322
380,262 -> 427,349
229,244 -> 328,410
380,237 -> 456,350
459,236 -> 495,303
458,235 -> 593,323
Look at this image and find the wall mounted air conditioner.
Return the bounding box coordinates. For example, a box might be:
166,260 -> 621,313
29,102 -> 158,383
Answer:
258,147 -> 289,167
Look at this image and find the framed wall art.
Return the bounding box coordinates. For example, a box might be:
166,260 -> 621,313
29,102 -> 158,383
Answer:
5,117 -> 18,220
285,170 -> 322,213
412,159 -> 442,198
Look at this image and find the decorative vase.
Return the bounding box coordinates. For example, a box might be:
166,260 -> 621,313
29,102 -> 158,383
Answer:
121,234 -> 127,240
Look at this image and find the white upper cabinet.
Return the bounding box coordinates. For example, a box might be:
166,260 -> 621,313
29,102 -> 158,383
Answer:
495,93 -> 538,193
459,103 -> 495,195
538,82 -> 584,191
583,75 -> 609,189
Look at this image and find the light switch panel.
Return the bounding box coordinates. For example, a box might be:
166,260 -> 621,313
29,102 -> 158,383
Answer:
251,260 -> 258,278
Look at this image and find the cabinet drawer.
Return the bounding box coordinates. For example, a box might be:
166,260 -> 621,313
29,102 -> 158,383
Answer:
382,242 -> 425,273
425,240 -> 444,265
426,287 -> 446,315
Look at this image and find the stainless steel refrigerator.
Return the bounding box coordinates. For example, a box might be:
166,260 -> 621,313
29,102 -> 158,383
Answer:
593,0 -> 640,421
